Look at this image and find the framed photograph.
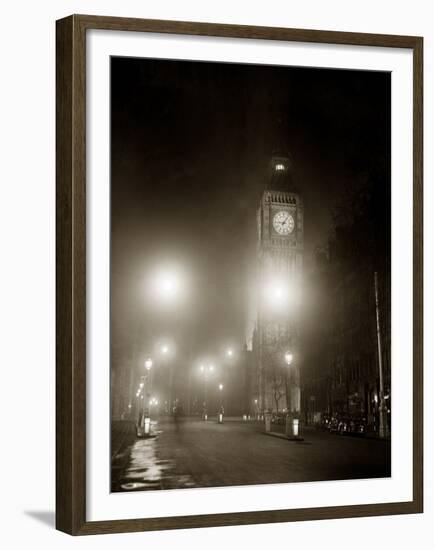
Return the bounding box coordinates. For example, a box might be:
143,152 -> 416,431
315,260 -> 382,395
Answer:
56,15 -> 423,535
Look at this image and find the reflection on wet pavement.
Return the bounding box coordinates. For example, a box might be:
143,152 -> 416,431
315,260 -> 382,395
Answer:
113,418 -> 391,493
117,423 -> 195,491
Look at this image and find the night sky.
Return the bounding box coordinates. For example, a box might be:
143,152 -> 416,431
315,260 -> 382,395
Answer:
110,57 -> 391,378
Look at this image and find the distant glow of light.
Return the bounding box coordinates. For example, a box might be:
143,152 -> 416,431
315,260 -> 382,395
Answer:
219,383 -> 224,391
149,267 -> 185,305
139,382 -> 144,389
273,286 -> 286,300
226,349 -> 233,357
264,281 -> 288,306
275,163 -> 285,171
159,274 -> 178,297
285,351 -> 293,365
145,358 -> 153,370
200,364 -> 214,376
161,345 -> 169,354
263,277 -> 302,312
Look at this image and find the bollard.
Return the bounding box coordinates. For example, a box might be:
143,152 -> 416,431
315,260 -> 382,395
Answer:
264,411 -> 272,432
144,416 -> 151,435
286,414 -> 303,440
137,415 -> 152,437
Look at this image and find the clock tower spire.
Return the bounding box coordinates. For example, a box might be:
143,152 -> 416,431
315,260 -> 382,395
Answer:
254,152 -> 303,416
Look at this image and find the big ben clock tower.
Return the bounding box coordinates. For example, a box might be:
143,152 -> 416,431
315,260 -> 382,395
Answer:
255,153 -> 303,414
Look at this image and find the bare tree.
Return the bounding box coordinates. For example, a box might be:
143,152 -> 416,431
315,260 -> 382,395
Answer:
263,344 -> 286,412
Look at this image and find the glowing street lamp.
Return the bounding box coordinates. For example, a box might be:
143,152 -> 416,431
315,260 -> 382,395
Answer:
199,364 -> 215,420
284,351 -> 293,413
158,274 -> 178,298
226,348 -> 233,358
149,397 -> 159,415
145,358 -> 153,371
285,351 -> 293,366
157,342 -> 176,412
218,383 -> 224,423
262,276 -> 301,313
283,350 -> 302,439
149,268 -> 185,306
137,359 -> 155,438
263,280 -> 289,311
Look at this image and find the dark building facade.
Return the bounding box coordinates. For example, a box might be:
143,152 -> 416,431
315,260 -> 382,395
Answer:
301,243 -> 391,432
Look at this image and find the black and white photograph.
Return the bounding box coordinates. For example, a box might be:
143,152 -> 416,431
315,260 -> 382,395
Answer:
110,57 -> 392,493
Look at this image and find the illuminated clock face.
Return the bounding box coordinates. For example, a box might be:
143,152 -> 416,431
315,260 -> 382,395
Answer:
273,211 -> 295,235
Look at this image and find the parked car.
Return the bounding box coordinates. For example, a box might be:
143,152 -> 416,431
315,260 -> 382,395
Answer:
318,413 -> 331,430
340,415 -> 367,436
328,413 -> 341,433
329,414 -> 367,436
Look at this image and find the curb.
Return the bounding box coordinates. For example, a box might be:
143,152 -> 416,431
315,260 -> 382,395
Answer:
264,431 -> 305,442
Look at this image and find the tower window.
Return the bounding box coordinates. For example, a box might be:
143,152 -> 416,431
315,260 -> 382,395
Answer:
275,163 -> 285,171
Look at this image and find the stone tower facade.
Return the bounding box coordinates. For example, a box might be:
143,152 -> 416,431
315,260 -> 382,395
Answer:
254,154 -> 303,414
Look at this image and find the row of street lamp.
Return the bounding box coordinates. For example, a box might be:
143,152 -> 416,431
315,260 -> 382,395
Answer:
134,346 -> 294,416
133,344 -> 233,417
133,267 -> 296,426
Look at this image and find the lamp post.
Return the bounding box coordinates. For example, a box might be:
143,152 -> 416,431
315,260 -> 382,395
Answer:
136,386 -> 142,416
149,397 -> 159,415
137,357 -> 152,436
159,344 -> 175,414
284,351 -> 301,439
284,351 -> 293,412
374,272 -> 390,439
144,357 -> 153,406
218,383 -> 224,423
199,364 -> 214,420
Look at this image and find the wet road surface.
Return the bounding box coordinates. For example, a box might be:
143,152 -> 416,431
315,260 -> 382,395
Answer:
111,417 -> 390,492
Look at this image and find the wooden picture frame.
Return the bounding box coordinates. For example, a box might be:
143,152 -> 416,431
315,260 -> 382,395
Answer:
56,14 -> 423,535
